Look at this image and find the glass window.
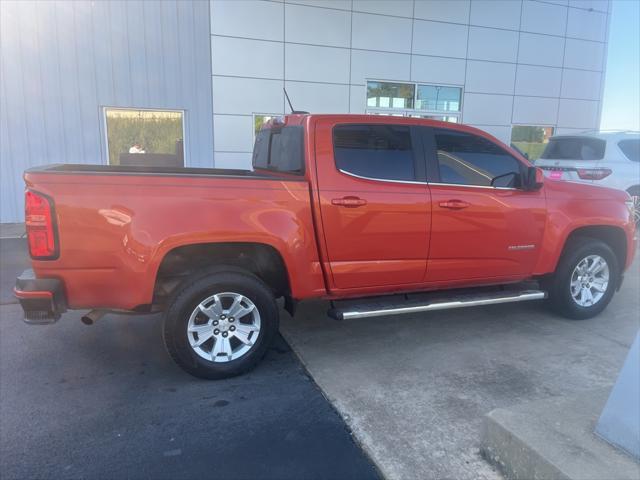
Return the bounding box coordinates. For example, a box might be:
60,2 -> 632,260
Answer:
434,129 -> 523,187
540,137 -> 606,160
416,85 -> 461,112
333,125 -> 415,181
254,114 -> 279,136
105,108 -> 184,167
252,125 -> 304,174
366,81 -> 415,110
510,126 -> 554,162
618,139 -> 640,162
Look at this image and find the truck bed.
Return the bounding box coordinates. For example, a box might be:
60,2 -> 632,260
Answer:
24,163 -> 324,310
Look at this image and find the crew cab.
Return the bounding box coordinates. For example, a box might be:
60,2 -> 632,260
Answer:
15,115 -> 637,379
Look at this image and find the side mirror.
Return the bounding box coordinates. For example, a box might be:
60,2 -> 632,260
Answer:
524,166 -> 544,191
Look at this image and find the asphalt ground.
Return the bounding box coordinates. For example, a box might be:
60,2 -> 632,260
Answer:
0,238 -> 379,480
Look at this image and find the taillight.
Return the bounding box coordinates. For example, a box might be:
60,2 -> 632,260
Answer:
576,168 -> 612,180
25,190 -> 58,259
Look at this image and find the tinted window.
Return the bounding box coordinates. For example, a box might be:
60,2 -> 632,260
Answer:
618,139 -> 640,162
333,125 -> 415,181
252,126 -> 304,174
540,137 -> 605,160
434,129 -> 522,187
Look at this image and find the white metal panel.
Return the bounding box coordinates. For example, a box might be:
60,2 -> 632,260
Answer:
211,0 -> 284,41
285,3 -> 351,48
410,56 -> 466,85
470,0 -> 522,30
518,33 -> 565,67
212,77 -> 284,115
567,8 -> 608,42
213,115 -> 254,152
414,0 -> 470,23
350,50 -> 411,85
564,38 -> 605,71
214,151 -> 253,170
466,61 -> 517,95
412,20 -> 468,58
285,0 -> 351,10
353,0 -> 413,18
557,99 -> 600,129
468,27 -> 519,63
515,65 -> 563,97
0,0 -> 214,222
283,81 -> 349,113
352,12 -> 413,53
512,96 -> 559,125
211,36 -> 284,79
462,93 -> 513,125
561,69 -> 602,100
521,0 -> 568,37
285,44 -> 350,84
350,85 -> 366,113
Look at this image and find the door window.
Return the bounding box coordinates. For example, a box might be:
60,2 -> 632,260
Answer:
434,129 -> 523,188
333,125 -> 415,181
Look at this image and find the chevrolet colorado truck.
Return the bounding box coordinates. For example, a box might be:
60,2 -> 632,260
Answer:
15,114 -> 637,379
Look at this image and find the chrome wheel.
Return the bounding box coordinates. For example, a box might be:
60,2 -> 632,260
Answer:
187,292 -> 261,363
570,255 -> 609,307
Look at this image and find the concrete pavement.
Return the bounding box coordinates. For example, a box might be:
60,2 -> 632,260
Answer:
281,252 -> 640,479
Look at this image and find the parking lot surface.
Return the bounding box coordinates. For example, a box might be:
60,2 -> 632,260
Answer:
0,239 -> 379,480
281,250 -> 640,480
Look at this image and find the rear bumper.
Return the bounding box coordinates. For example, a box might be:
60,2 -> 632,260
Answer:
14,269 -> 67,324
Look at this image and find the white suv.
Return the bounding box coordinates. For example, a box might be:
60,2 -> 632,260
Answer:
535,131 -> 640,224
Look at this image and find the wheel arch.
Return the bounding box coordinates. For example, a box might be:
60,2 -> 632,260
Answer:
152,242 -> 291,307
558,225 -> 627,276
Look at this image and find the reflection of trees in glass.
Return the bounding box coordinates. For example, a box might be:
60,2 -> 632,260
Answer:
367,82 -> 415,109
106,110 -> 183,165
511,126 -> 554,162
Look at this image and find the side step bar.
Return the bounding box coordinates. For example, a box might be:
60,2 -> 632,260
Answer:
328,290 -> 547,321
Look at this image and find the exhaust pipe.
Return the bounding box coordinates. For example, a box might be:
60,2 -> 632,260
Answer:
81,310 -> 106,325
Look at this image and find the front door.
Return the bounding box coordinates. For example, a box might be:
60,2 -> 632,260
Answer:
423,127 -> 546,282
314,120 -> 431,290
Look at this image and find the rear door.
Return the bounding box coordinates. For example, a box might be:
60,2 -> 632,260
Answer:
314,119 -> 431,290
424,127 -> 546,281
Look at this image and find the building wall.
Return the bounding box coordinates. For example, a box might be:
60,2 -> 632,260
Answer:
210,0 -> 611,169
0,0 -> 214,223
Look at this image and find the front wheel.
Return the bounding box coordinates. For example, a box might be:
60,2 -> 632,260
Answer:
163,268 -> 279,379
545,237 -> 619,320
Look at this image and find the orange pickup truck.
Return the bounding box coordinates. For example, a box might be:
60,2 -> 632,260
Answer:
15,114 -> 636,379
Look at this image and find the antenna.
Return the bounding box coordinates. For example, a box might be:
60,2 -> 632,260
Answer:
283,88 -> 310,115
284,87 -> 294,113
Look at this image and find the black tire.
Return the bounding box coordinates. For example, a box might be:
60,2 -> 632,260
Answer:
545,237 -> 619,320
162,266 -> 279,379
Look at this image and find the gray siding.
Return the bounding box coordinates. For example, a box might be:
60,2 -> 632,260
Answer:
0,0 -> 214,223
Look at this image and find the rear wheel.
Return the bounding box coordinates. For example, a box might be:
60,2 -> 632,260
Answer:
545,237 -> 619,320
163,267 -> 279,379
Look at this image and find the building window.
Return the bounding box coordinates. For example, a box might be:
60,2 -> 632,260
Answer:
333,124 -> 415,182
104,108 -> 184,167
366,80 -> 462,122
510,125 -> 555,162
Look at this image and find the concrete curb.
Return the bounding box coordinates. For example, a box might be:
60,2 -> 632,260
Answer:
481,389 -> 640,480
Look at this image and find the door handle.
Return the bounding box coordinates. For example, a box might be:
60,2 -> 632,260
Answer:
439,199 -> 470,210
331,196 -> 367,208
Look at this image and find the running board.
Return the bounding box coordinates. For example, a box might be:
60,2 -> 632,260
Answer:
327,290 -> 547,321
